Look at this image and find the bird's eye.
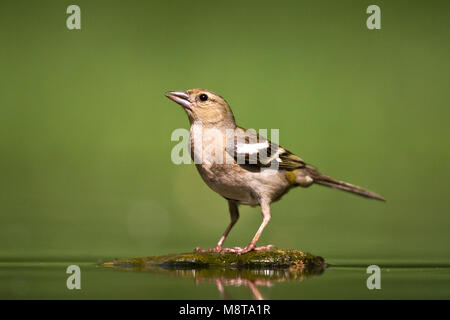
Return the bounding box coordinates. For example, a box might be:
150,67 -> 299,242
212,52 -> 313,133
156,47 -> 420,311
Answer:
199,94 -> 208,101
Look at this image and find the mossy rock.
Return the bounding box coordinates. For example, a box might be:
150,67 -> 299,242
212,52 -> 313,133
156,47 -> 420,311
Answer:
100,249 -> 327,275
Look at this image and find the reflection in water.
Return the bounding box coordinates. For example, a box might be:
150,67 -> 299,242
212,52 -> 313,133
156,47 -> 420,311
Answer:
103,264 -> 326,300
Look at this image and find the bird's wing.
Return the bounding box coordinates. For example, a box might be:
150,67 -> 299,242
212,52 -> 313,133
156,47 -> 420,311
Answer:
226,126 -> 306,171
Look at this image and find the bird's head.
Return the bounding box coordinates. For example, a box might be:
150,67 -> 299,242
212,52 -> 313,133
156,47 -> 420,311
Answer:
165,88 -> 235,127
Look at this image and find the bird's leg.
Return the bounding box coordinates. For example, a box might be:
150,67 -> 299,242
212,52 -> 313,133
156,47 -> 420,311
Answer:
241,201 -> 273,253
215,202 -> 239,250
195,200 -> 239,253
223,200 -> 275,255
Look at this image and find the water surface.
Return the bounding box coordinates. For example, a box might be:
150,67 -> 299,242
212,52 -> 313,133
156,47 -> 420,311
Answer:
1,260 -> 449,299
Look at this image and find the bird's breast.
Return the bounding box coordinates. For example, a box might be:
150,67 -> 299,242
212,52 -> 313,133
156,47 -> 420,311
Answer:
188,124 -> 291,205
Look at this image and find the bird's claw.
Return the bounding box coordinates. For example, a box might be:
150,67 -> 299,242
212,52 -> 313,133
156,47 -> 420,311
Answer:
253,244 -> 276,251
219,246 -> 245,254
195,244 -> 276,255
219,244 -> 276,255
194,246 -> 222,253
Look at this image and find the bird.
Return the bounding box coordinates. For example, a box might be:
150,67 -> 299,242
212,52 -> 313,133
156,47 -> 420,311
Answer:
166,88 -> 384,254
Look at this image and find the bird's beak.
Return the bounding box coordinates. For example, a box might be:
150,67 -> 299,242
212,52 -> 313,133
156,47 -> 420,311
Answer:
165,91 -> 191,110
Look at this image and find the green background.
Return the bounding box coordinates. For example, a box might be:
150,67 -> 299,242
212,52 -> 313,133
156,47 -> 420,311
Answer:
0,0 -> 449,299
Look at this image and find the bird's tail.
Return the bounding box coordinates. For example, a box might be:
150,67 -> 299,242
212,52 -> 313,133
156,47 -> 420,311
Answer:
309,169 -> 385,201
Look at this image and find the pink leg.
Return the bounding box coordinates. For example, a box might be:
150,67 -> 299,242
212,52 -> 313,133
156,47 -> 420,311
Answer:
195,200 -> 239,253
221,200 -> 275,255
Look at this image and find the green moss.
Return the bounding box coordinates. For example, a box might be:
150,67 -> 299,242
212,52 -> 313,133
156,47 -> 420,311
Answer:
100,250 -> 327,299
100,249 -> 327,276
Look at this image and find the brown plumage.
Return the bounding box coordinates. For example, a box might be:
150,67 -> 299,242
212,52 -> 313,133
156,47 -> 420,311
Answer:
229,126 -> 385,201
302,165 -> 385,201
166,88 -> 385,254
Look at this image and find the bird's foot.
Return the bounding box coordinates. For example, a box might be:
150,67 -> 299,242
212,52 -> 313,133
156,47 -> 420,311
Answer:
194,246 -> 222,253
220,244 -> 276,255
253,244 -> 276,251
